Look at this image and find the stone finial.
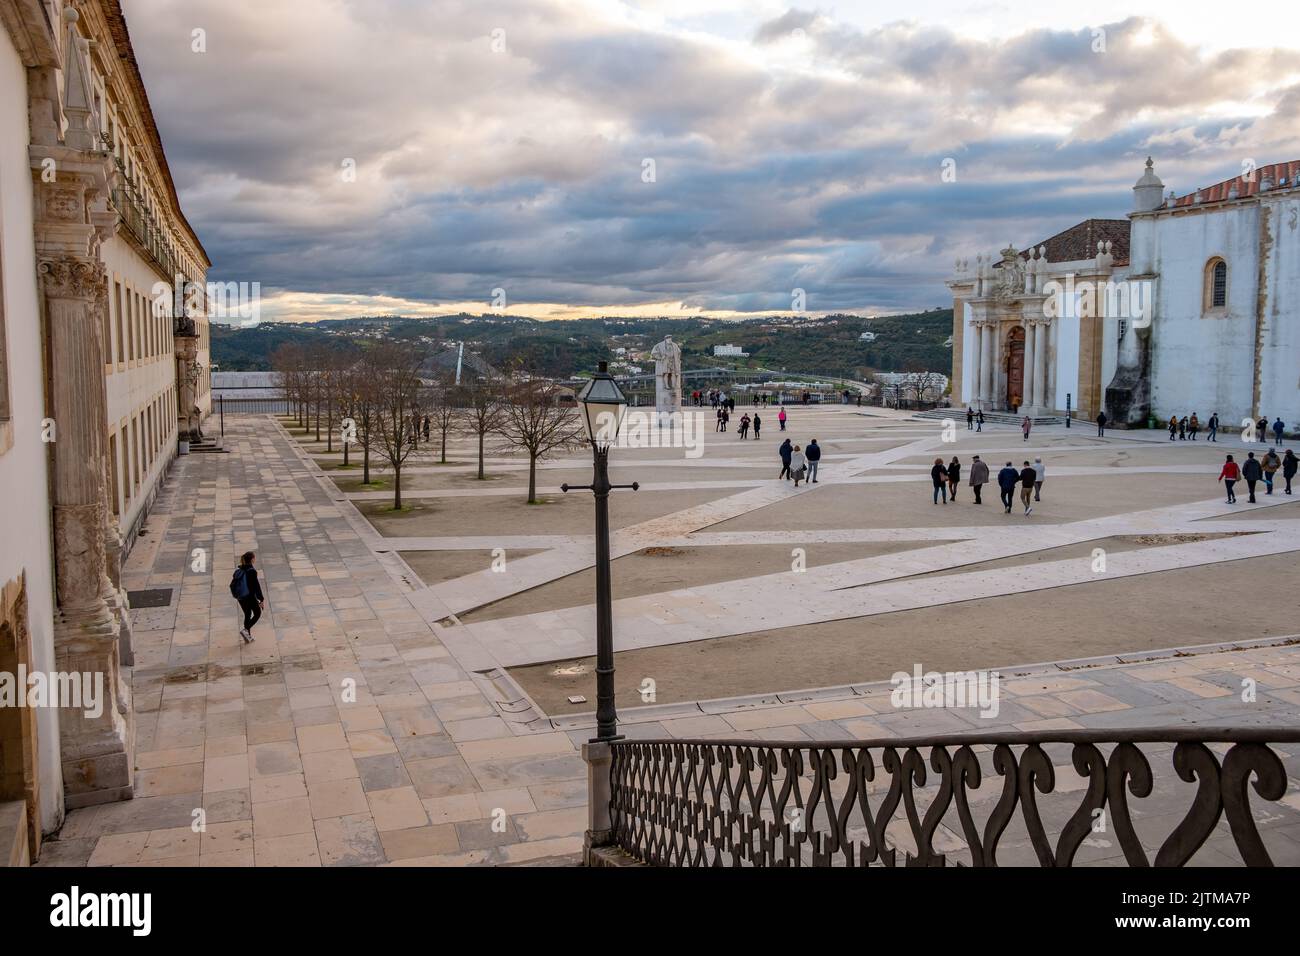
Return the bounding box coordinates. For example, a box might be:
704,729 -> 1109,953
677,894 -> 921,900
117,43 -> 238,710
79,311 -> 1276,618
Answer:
1133,155 -> 1165,212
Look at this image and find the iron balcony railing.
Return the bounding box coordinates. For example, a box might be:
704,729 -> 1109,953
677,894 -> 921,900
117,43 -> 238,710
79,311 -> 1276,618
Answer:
109,156 -> 185,286
608,728 -> 1300,867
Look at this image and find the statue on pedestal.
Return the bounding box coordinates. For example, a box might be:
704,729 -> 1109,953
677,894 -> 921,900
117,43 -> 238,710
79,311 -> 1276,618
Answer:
650,335 -> 682,420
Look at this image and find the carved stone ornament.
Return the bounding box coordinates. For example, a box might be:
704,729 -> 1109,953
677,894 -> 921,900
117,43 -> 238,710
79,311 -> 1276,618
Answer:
38,256 -> 106,300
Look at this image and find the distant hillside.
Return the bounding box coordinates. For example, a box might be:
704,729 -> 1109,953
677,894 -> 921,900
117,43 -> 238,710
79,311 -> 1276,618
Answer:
211,309 -> 953,379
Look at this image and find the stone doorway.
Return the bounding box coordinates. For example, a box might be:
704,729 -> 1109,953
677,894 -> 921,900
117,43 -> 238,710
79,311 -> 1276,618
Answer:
0,574 -> 40,862
1005,326 -> 1025,412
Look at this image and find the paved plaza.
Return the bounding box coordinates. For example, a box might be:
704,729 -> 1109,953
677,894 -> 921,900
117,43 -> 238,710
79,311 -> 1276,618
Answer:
35,409 -> 1300,866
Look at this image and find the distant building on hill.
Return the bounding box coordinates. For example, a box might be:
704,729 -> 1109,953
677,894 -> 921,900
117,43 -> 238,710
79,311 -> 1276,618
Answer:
713,344 -> 748,357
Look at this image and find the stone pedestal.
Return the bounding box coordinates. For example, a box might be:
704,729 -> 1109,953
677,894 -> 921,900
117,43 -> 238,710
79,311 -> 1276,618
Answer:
581,740 -> 613,865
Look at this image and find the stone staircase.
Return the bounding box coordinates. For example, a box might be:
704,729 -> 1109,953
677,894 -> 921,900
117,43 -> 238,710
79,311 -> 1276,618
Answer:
912,408 -> 1064,426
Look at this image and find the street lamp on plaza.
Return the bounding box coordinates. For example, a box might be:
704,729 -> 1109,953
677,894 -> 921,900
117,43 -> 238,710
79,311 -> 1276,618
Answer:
561,362 -> 638,742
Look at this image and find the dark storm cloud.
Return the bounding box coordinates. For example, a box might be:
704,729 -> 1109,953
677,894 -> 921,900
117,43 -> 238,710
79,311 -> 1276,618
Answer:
121,0 -> 1300,317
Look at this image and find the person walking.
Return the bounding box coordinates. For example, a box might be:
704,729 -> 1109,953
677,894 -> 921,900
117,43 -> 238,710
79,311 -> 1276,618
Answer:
778,438 -> 793,480
1282,449 -> 1297,495
1022,415 -> 1032,441
1273,417 -> 1286,446
716,407 -> 724,433
976,409 -> 984,432
1189,413 -> 1199,440
230,551 -> 265,644
1242,452 -> 1263,503
1178,416 -> 1187,440
1219,454 -> 1240,504
931,457 -> 948,504
1018,461 -> 1036,515
721,409 -> 729,432
1168,415 -> 1177,441
752,413 -> 761,440
738,414 -> 750,439
806,439 -> 822,483
778,407 -> 787,431
1207,412 -> 1219,442
969,455 -> 989,504
966,407 -> 974,430
1262,448 -> 1281,494
1096,410 -> 1107,437
790,445 -> 807,487
997,461 -> 1019,513
1258,416 -> 1269,444
946,456 -> 961,502
1032,456 -> 1046,502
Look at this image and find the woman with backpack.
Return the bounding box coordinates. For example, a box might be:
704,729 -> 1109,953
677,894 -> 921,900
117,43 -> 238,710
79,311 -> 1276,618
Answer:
230,551 -> 265,644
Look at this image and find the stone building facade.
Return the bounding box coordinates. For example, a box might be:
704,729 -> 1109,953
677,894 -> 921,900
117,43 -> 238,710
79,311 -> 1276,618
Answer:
948,158 -> 1300,428
0,0 -> 208,863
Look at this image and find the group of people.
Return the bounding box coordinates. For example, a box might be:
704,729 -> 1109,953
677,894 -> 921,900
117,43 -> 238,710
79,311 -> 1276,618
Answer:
932,455 -> 1046,514
1217,449 -> 1298,503
1166,413 -> 1216,441
777,437 -> 821,486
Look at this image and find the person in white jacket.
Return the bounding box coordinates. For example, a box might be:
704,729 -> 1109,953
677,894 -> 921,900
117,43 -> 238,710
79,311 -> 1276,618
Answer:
1032,457 -> 1046,502
790,445 -> 807,487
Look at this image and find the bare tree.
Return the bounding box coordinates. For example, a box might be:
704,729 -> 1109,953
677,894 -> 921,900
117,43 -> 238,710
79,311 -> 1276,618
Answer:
499,377 -> 584,503
460,380 -> 506,480
426,379 -> 459,464
370,344 -> 423,509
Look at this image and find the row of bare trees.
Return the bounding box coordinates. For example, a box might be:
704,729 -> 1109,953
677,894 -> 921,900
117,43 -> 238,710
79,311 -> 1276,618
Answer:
271,344 -> 585,508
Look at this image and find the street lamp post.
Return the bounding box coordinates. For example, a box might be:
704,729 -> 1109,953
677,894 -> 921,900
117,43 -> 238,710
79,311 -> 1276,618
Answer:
561,362 -> 638,742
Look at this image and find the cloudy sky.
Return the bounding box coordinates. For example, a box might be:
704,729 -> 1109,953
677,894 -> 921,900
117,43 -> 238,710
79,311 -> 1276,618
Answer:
123,0 -> 1300,323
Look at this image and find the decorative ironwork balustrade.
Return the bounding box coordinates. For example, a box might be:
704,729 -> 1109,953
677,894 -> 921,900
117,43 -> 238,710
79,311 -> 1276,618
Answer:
607,729 -> 1300,867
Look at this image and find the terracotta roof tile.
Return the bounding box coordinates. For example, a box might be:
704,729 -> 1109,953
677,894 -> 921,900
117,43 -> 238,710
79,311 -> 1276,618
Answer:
1021,218 -> 1130,266
1172,160 -> 1300,208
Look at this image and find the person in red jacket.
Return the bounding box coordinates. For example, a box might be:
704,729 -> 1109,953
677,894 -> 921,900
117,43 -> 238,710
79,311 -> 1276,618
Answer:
1218,455 -> 1240,504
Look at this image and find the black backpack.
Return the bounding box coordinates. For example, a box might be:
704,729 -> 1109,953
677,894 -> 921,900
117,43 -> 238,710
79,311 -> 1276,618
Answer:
230,567 -> 250,600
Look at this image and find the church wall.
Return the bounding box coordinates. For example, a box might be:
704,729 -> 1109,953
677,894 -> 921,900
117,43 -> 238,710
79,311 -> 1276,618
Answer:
0,25 -> 64,835
1256,196 -> 1300,428
1146,206 -> 1260,424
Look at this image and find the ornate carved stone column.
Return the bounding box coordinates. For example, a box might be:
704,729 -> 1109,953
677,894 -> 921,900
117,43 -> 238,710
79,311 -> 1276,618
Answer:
1021,319 -> 1036,412
978,322 -> 993,408
1033,320 -> 1048,410
37,250 -> 133,807
175,330 -> 200,442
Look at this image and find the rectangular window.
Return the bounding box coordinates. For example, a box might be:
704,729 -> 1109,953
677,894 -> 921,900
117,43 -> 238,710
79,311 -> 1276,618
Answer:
127,289 -> 136,361
131,418 -> 140,492
114,281 -> 125,363
101,274 -> 111,367
108,432 -> 120,514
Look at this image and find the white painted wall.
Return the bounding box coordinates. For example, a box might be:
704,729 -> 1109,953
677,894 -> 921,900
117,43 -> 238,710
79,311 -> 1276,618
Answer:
1144,205 -> 1260,423
0,29 -> 64,833
1257,196 -> 1300,428
1053,290 -> 1081,411
103,234 -> 178,539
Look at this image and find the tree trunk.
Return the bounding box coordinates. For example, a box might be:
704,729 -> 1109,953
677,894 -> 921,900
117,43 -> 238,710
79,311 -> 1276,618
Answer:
362,412 -> 371,483
440,427 -> 447,463
393,466 -> 402,510
477,430 -> 485,479
314,392 -> 321,441
326,407 -> 333,452
528,453 -> 537,503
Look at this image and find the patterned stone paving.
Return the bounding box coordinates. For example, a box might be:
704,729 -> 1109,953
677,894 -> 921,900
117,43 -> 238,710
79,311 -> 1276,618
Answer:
34,414 -> 1300,867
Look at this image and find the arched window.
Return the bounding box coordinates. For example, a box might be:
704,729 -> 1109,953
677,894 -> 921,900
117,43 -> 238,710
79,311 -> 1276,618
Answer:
1204,258 -> 1227,311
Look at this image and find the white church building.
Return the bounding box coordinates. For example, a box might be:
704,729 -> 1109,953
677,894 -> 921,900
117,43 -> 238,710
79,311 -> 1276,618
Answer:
948,158 -> 1300,428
